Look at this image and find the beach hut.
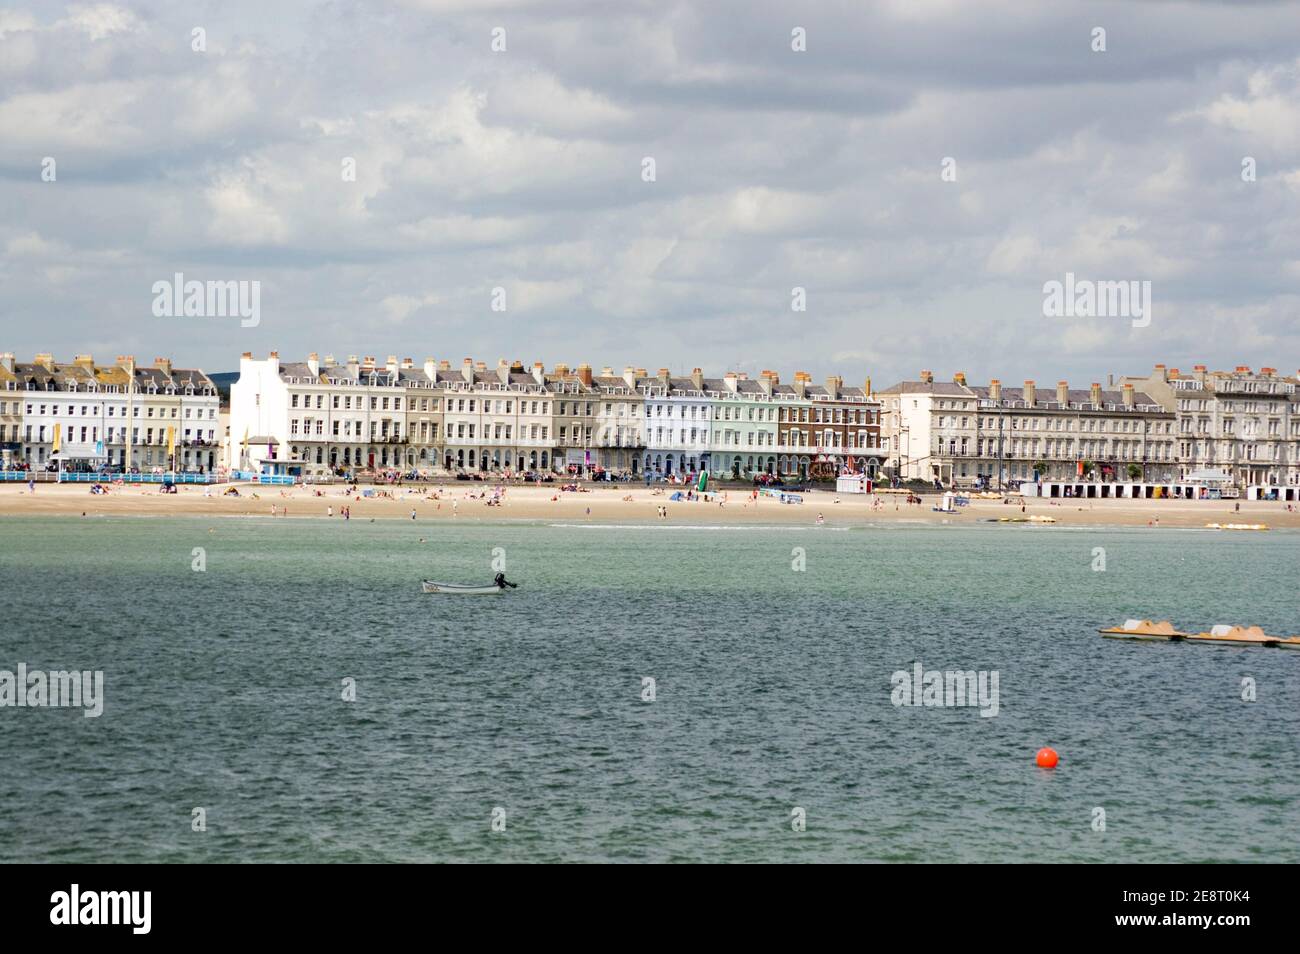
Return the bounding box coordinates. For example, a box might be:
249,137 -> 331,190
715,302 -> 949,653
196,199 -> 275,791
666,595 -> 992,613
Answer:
836,473 -> 869,494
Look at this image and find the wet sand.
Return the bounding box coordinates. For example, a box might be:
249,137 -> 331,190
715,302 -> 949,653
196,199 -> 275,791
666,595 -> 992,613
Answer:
2,482 -> 1296,529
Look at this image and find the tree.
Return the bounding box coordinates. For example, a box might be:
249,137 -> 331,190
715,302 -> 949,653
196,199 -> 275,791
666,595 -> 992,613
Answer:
1126,463 -> 1143,482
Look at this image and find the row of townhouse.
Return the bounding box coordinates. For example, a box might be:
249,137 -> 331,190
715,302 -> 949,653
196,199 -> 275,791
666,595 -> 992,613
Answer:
881,364 -> 1300,489
0,353 -> 221,472
1120,364 -> 1300,488
229,352 -> 887,480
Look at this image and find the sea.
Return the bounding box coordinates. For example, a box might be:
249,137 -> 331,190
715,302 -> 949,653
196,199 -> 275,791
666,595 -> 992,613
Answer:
1,516 -> 1297,862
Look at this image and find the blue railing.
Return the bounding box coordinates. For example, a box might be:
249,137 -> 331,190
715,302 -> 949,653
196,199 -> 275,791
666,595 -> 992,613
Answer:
0,471 -> 219,484
229,471 -> 297,485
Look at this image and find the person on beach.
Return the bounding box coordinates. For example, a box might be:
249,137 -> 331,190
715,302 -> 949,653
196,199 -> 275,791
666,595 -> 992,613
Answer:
410,508 -> 416,520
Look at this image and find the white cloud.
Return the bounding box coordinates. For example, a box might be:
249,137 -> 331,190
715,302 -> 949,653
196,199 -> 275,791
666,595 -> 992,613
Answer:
56,4 -> 141,41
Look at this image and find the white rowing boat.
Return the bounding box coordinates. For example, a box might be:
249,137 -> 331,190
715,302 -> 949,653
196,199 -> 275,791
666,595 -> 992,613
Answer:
421,581 -> 509,595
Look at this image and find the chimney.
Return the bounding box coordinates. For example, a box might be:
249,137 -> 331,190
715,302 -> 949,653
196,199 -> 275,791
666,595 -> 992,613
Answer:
691,367 -> 704,391
401,357 -> 414,370
475,361 -> 487,373
577,363 -> 593,387
35,352 -> 55,370
1261,367 -> 1276,376
622,366 -> 637,389
1153,363 -> 1168,382
1234,365 -> 1251,374
864,376 -> 871,397
347,355 -> 360,377
323,354 -> 336,367
601,367 -> 613,377
461,358 -> 474,383
0,352 -> 14,373
793,374 -> 807,399
825,375 -> 842,399
267,352 -> 280,374
1023,380 -> 1036,406
1168,368 -> 1180,379
424,358 -> 437,382
953,372 -> 966,386
989,379 -> 1001,402
74,354 -> 95,370
1122,383 -> 1135,408
1057,381 -> 1069,406
724,372 -> 739,393
657,368 -> 670,388
497,359 -> 511,385
307,352 -> 320,377
1090,382 -> 1103,407
438,359 -> 451,373
758,374 -> 773,397
920,369 -> 933,384
534,362 -> 546,386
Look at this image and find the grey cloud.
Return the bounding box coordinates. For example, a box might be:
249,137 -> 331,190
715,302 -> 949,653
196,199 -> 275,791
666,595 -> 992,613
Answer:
0,0 -> 1298,386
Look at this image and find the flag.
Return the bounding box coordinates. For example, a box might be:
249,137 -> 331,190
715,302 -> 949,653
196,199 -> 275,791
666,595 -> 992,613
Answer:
52,423 -> 61,454
167,425 -> 176,457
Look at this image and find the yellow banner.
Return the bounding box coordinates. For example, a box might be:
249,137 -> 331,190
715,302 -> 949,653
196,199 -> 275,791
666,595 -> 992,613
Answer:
52,423 -> 61,453
167,425 -> 176,456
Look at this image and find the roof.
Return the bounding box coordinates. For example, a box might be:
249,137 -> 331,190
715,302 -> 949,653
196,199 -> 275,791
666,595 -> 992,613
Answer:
878,380 -> 974,397
967,384 -> 1168,412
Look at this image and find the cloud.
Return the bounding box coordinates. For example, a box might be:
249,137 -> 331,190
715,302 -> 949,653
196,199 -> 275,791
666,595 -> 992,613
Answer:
1,0 -> 1298,384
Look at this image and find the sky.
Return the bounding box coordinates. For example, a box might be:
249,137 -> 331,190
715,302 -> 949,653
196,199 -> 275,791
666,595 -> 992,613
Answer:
1,0 -> 1298,385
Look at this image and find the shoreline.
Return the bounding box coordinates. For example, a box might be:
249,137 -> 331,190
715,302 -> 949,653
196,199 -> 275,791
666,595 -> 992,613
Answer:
3,482 -> 1298,530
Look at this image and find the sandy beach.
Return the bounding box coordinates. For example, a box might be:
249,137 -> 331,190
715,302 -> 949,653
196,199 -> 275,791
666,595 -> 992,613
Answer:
2,481 -> 1297,529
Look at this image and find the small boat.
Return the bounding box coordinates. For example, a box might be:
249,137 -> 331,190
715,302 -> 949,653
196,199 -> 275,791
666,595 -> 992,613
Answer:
1187,625 -> 1300,649
421,581 -> 510,595
1099,620 -> 1300,649
1099,619 -> 1190,642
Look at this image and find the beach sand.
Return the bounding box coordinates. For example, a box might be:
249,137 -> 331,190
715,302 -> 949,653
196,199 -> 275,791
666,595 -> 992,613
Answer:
2,481 -> 1297,529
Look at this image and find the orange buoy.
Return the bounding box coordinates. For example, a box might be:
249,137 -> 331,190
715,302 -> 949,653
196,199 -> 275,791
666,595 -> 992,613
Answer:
1036,747 -> 1059,768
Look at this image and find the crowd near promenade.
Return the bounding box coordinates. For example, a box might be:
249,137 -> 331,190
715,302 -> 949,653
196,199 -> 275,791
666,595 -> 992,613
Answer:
3,477 -> 1298,530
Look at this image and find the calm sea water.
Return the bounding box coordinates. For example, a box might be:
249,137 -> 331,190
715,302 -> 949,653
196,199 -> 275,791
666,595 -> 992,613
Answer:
1,515 -> 1297,863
